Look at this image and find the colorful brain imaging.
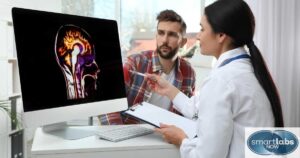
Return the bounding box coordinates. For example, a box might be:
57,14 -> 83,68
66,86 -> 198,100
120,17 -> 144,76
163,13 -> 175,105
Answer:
55,25 -> 100,99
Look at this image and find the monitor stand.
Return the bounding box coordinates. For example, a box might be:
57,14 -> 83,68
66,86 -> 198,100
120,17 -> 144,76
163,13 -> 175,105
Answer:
42,122 -> 96,140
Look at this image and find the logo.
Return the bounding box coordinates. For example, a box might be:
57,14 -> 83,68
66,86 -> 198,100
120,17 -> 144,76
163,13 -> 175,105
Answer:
247,130 -> 299,155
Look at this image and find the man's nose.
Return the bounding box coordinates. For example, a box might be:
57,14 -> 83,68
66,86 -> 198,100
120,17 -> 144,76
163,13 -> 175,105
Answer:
161,34 -> 168,43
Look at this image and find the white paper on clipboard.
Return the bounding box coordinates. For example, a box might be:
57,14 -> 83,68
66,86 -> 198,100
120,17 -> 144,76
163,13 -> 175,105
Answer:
123,102 -> 197,138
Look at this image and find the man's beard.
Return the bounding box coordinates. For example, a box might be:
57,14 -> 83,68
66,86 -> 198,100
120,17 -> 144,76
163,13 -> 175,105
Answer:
156,44 -> 179,59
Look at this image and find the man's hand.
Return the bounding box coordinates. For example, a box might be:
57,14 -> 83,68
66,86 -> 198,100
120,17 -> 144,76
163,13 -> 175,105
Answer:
146,74 -> 180,100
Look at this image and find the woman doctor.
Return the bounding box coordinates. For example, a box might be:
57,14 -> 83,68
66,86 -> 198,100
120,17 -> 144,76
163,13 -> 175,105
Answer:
146,0 -> 284,157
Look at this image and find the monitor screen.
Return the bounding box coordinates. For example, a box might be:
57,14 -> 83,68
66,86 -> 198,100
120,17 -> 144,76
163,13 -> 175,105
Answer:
12,7 -> 128,128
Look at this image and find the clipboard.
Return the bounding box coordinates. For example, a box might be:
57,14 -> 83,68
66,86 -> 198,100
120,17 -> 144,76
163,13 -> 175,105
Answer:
122,102 -> 197,138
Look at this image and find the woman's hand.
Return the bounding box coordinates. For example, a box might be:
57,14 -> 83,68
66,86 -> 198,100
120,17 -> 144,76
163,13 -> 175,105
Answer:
146,74 -> 180,100
155,123 -> 187,147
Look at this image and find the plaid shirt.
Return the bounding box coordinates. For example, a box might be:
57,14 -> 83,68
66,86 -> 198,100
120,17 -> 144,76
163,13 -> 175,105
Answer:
99,50 -> 195,125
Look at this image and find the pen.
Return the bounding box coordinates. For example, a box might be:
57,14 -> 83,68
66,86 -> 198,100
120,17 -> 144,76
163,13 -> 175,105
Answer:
129,70 -> 157,82
129,70 -> 146,77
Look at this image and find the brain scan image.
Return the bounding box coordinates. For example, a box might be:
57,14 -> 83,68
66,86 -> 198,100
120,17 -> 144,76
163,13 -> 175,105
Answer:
55,25 -> 100,99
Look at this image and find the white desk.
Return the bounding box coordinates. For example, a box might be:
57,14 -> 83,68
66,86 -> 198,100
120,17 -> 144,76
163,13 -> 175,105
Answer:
31,125 -> 180,158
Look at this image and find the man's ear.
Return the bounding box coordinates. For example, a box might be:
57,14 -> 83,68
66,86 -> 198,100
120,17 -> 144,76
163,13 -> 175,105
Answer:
180,37 -> 187,47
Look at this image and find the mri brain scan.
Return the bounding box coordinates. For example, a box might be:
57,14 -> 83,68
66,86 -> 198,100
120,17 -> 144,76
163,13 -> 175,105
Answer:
55,25 -> 100,99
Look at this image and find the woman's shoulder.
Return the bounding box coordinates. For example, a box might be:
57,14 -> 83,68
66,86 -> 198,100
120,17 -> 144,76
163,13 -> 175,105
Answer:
203,62 -> 256,92
215,60 -> 253,80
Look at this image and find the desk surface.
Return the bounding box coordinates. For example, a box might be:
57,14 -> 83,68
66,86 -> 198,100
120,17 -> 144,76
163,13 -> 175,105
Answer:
31,125 -> 180,158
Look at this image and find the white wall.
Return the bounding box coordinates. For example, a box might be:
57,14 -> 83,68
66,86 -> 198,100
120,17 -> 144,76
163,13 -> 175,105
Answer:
0,0 -> 62,21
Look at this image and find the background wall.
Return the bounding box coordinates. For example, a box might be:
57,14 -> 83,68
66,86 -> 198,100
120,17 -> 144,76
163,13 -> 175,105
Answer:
246,0 -> 300,127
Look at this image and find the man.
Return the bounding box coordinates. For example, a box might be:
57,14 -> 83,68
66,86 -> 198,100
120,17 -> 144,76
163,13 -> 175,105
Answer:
99,9 -> 195,125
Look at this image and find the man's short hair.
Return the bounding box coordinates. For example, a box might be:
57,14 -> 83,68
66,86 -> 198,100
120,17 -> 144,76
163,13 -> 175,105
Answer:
156,9 -> 187,35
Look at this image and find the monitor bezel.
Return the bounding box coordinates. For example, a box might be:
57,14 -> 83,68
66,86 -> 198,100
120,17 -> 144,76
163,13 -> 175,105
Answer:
23,98 -> 127,128
12,7 -> 128,128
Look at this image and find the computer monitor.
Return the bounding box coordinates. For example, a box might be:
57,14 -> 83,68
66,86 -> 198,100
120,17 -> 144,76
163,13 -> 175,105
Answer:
12,8 -> 128,139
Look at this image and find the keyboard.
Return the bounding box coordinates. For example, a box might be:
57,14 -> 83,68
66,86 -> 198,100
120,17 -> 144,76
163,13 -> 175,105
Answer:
97,125 -> 154,142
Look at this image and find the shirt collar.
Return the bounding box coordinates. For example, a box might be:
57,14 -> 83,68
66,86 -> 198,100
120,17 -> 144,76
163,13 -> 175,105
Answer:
213,47 -> 247,69
151,51 -> 180,73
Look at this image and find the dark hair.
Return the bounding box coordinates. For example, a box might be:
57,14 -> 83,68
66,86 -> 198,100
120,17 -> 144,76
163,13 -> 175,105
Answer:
205,0 -> 284,127
156,9 -> 187,35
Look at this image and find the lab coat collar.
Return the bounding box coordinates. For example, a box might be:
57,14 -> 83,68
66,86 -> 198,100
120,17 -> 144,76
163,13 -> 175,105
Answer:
213,47 -> 248,69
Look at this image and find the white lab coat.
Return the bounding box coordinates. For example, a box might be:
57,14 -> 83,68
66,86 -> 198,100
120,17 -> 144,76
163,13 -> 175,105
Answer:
172,47 -> 274,158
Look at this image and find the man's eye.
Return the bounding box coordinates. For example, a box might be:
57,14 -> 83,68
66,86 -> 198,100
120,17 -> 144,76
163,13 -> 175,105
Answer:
169,32 -> 179,38
158,31 -> 164,35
